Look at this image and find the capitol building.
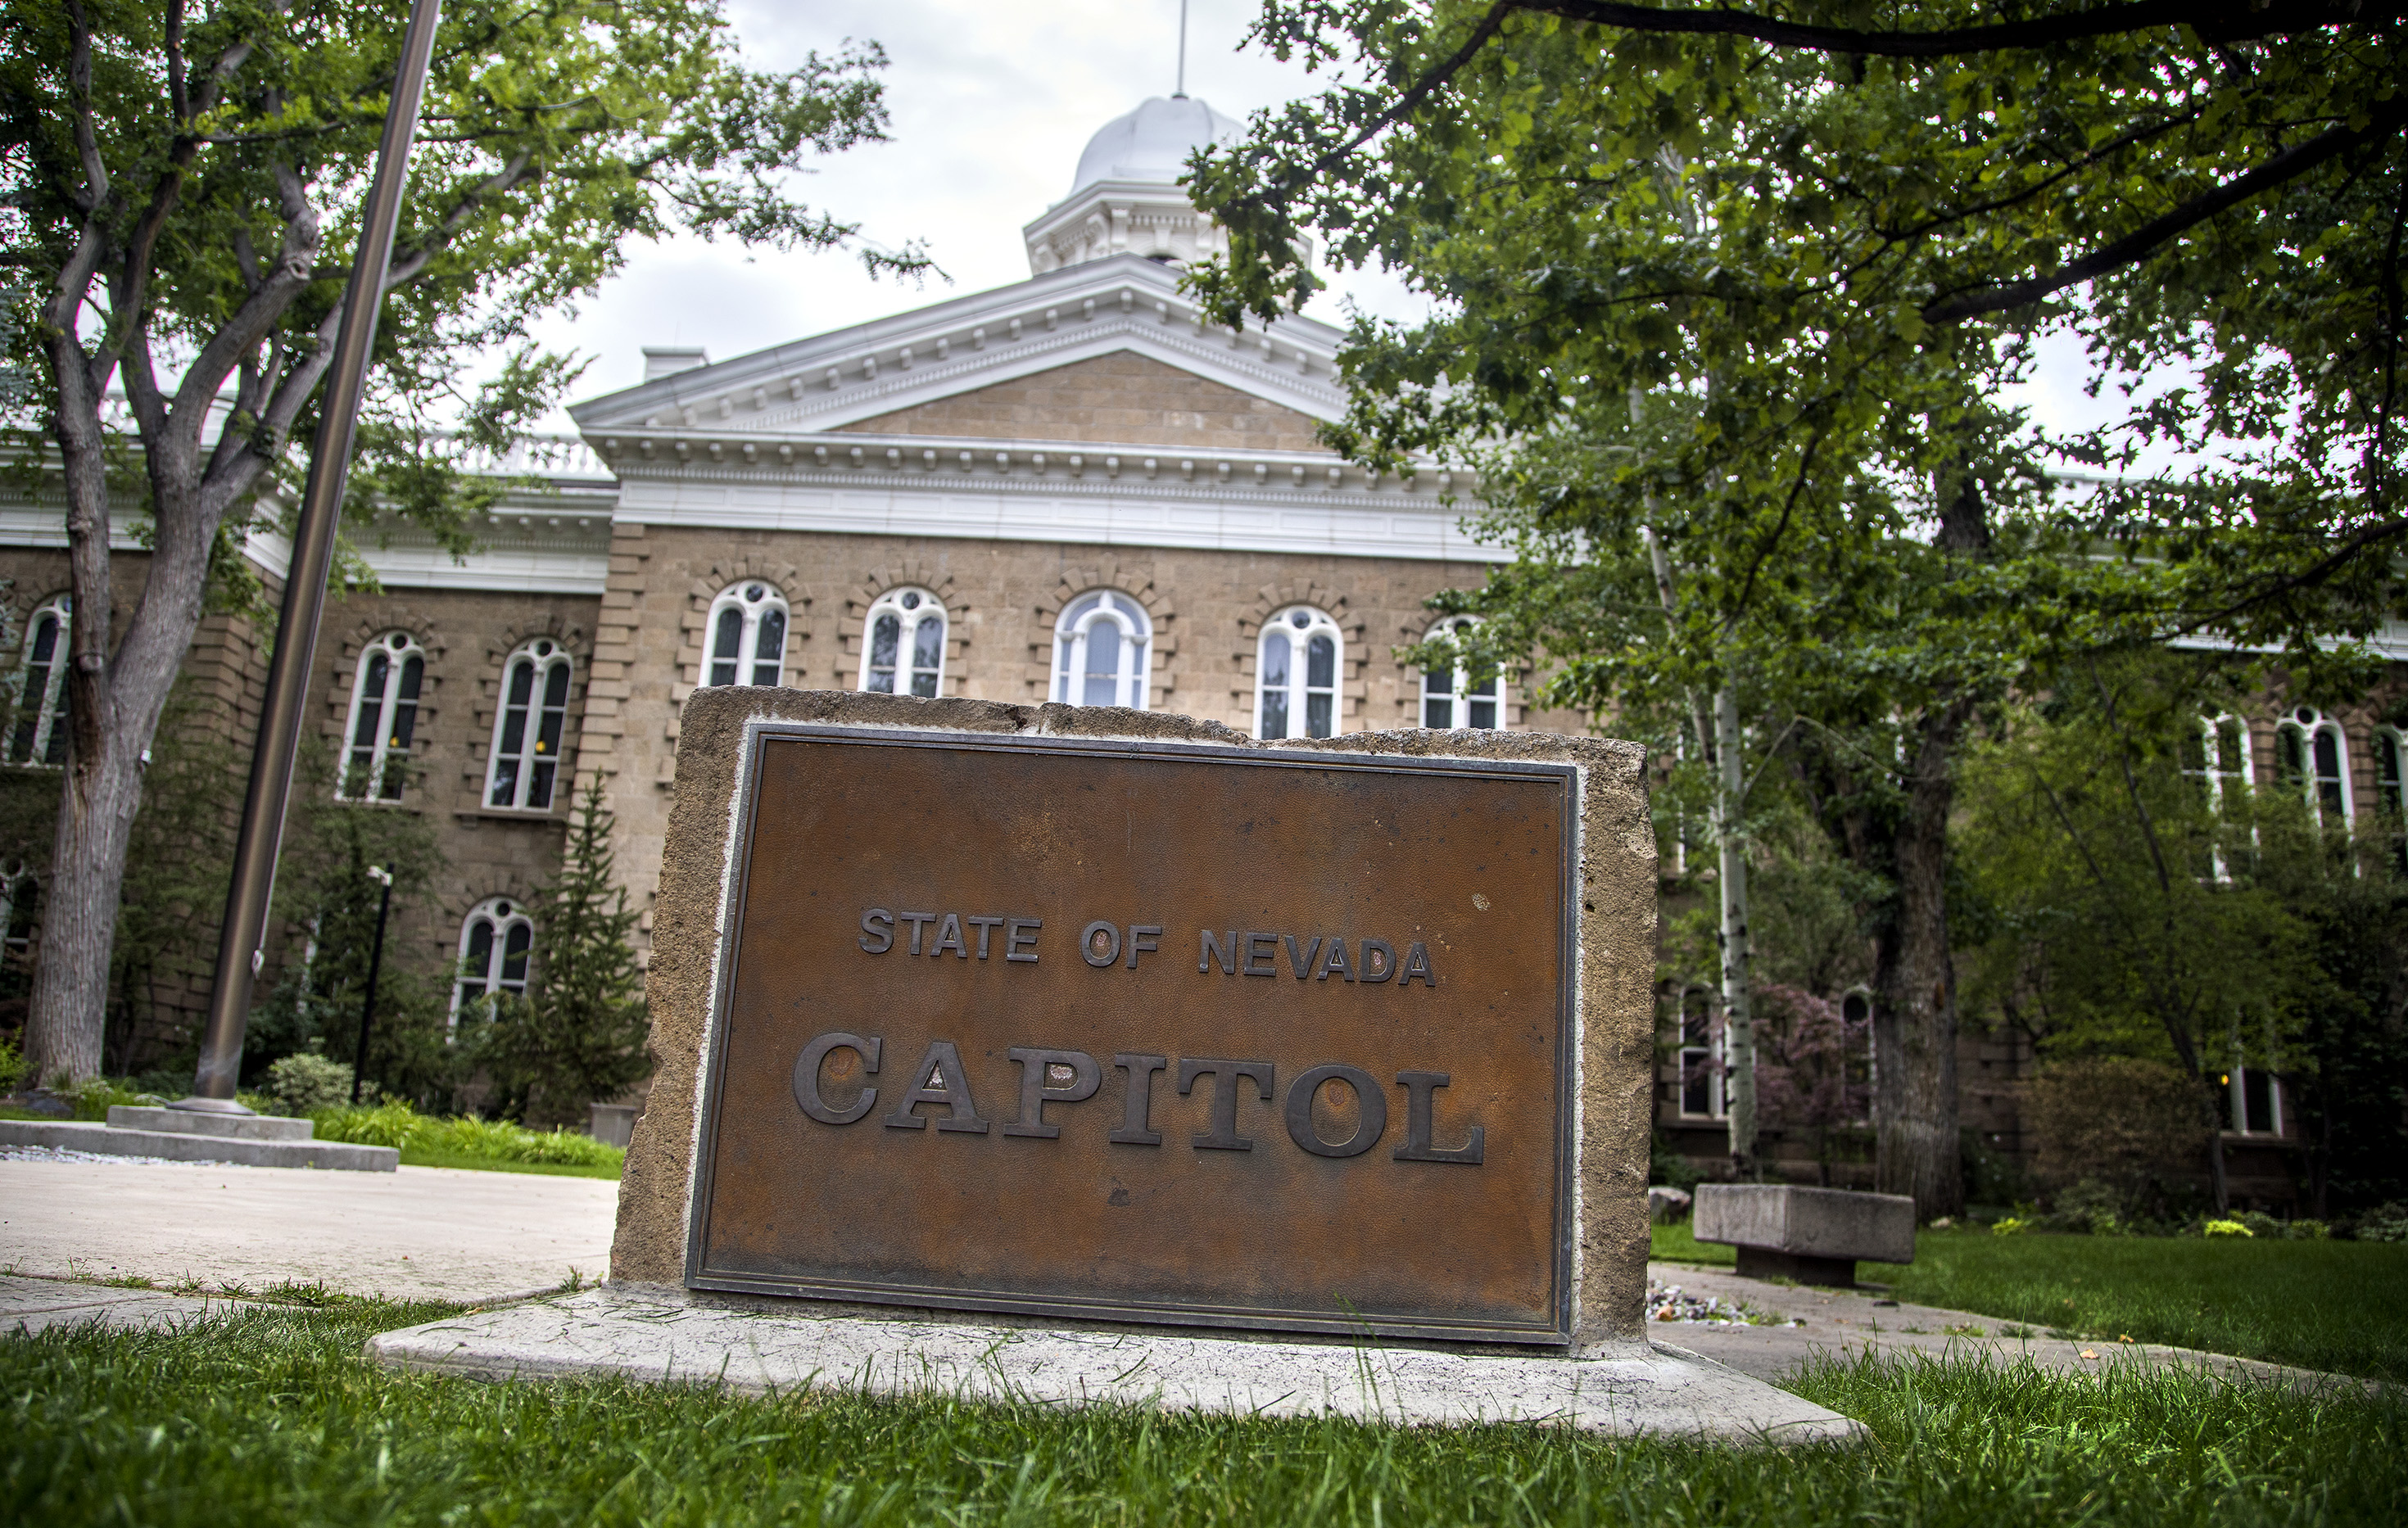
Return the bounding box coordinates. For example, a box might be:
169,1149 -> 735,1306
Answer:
4,97 -> 2398,1203
0,96 -> 1559,1048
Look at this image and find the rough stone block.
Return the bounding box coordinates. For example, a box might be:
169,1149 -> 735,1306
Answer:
1693,1185 -> 1916,1282
611,688 -> 1660,1349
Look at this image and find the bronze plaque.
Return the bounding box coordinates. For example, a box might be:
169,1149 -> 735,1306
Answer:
686,726 -> 1577,1343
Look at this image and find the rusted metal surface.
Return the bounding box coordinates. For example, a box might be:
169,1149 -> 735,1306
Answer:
687,726 -> 1577,1344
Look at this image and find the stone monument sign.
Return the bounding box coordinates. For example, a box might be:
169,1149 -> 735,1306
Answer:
611,691 -> 1659,1350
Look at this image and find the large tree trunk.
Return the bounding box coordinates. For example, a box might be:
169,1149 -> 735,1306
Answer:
22,739 -> 146,1087
20,326 -> 216,1088
1872,701 -> 1971,1218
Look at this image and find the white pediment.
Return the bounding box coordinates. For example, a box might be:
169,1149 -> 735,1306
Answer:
568,255 -> 1347,440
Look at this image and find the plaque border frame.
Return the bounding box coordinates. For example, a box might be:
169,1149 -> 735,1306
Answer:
683,721 -> 1582,1345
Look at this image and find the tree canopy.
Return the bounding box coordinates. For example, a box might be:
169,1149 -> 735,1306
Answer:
1,0 -> 921,1087
1182,0 -> 2408,1211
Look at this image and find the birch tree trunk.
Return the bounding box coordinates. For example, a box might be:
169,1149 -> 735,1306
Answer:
1715,682 -> 1758,1172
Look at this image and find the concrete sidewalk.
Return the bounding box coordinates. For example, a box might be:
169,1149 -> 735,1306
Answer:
0,1156 -> 617,1303
0,1156 -> 2369,1396
1647,1260 -> 2364,1391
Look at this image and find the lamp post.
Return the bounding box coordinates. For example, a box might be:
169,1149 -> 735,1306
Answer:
174,0 -> 446,1114
351,863 -> 396,1106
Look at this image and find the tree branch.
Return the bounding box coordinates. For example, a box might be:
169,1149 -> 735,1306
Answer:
1529,1 -> 2389,57
1922,95 -> 2408,323
2168,513 -> 2408,638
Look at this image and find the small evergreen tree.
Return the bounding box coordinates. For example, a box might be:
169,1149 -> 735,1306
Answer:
477,779 -> 652,1125
248,738 -> 458,1105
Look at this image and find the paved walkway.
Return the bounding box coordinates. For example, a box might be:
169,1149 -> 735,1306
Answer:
1646,1261 -> 2361,1390
1,1273 -> 269,1336
0,1156 -> 2368,1394
0,1156 -> 617,1303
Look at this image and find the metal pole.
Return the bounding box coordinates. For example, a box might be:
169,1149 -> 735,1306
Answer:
350,864 -> 395,1106
174,0 -> 446,1114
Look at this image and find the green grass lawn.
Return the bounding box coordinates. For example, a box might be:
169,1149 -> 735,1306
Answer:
2,1299 -> 2399,1526
396,1147 -> 621,1179
1650,1221 -> 2408,1382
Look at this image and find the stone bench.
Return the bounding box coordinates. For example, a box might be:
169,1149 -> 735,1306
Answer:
1693,1184 -> 1916,1286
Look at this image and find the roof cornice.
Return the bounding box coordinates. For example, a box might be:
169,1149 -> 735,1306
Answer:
568,255 -> 1348,435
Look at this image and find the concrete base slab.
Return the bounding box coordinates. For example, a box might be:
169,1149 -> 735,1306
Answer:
107,1105 -> 314,1141
365,1288 -> 1865,1443
0,1119 -> 396,1171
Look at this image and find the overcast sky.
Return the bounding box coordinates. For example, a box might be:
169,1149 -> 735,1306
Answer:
514,0 -> 2150,464
523,0 -> 1417,411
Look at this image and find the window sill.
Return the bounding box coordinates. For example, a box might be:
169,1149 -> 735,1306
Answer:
2220,1131 -> 2300,1147
455,807 -> 568,825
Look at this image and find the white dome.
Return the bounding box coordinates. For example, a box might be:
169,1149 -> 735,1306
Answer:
1071,96 -> 1238,194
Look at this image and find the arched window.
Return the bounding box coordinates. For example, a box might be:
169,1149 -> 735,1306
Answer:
7,594 -> 71,766
487,640 -> 573,811
1052,590 -> 1152,709
2275,706 -> 2351,823
2180,711 -> 2257,880
2179,712 -> 2254,811
1677,985 -> 1721,1119
702,582 -> 789,689
1419,617 -> 1501,730
859,587 -> 946,698
1256,606 -> 1341,740
342,631 -> 426,801
452,896 -> 533,1030
1841,988 -> 1875,1119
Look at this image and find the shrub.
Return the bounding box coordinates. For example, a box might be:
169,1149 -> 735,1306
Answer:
307,1099 -> 623,1169
68,1077 -> 161,1119
1992,1216 -> 2030,1236
2237,1209 -> 2284,1240
2204,1218 -> 2254,1237
2352,1202 -> 2408,1243
0,1034 -> 23,1094
309,1101 -> 428,1150
2024,1056 -> 2210,1215
2048,1178 -> 2130,1236
2289,1218 -> 2332,1240
262,1051 -> 360,1116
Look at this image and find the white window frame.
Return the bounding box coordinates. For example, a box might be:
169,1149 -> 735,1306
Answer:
7,594 -> 71,767
700,581 -> 790,689
341,631 -> 427,802
1676,984 -> 1722,1119
1254,605 -> 1342,740
2276,706 -> 2351,824
486,639 -> 574,811
2182,711 -> 2256,880
1419,616 -> 1503,730
2222,1063 -> 2284,1137
2378,727 -> 2406,871
858,587 -> 948,698
451,895 -> 533,1032
1052,590 -> 1152,710
2183,712 -> 2255,808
